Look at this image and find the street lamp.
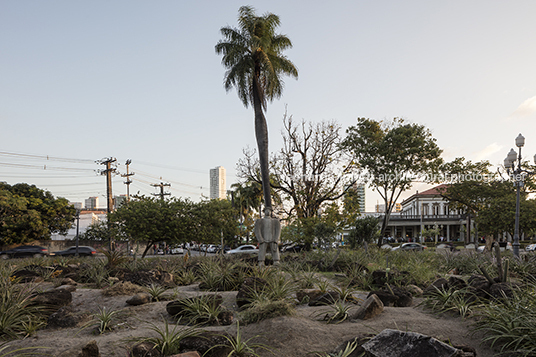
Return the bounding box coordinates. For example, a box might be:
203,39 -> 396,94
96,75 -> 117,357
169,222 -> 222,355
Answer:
504,133 -> 536,258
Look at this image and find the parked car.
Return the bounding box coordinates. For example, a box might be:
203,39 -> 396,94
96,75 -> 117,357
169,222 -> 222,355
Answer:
207,245 -> 218,254
53,246 -> 96,257
171,246 -> 184,254
392,243 -> 426,251
0,245 -> 49,259
525,243 -> 536,252
436,243 -> 457,252
226,245 -> 259,254
282,243 -> 305,252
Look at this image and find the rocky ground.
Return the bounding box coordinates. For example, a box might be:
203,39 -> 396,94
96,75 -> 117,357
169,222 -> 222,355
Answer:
4,281 -> 496,357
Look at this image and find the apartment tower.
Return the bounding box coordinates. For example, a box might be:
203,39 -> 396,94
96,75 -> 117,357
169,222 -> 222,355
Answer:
210,166 -> 226,199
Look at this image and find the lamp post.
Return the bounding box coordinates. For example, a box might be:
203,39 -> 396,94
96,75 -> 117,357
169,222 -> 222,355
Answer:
75,209 -> 80,257
503,134 -> 536,258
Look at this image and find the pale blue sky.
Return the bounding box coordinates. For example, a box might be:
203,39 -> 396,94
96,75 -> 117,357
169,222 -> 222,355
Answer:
1,1 -> 536,210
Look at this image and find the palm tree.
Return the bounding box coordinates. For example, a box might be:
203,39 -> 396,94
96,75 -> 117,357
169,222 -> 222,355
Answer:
216,6 -> 298,218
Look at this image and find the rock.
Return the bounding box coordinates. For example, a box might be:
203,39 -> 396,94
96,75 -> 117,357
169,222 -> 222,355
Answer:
47,306 -> 80,328
130,341 -> 162,357
406,284 -> 423,297
217,309 -> 234,326
389,286 -> 413,307
308,291 -> 341,306
371,270 -> 395,287
490,282 -> 516,300
467,275 -> 491,298
351,294 -> 384,320
60,277 -> 78,286
236,277 -> 268,308
168,352 -> 201,357
79,340 -> 100,357
423,278 -> 449,296
123,269 -> 175,287
32,289 -> 72,312
126,292 -> 152,306
56,284 -> 77,293
296,289 -> 326,304
180,331 -> 231,356
367,290 -> 398,307
11,269 -> 42,283
362,329 -> 463,357
447,276 -> 467,290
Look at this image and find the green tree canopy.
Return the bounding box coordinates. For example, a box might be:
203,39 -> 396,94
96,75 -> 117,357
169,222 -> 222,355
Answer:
347,215 -> 381,249
341,118 -> 443,246
0,182 -> 76,245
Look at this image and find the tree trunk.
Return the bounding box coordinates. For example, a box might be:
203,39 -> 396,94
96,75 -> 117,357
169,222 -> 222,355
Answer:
252,76 -> 272,217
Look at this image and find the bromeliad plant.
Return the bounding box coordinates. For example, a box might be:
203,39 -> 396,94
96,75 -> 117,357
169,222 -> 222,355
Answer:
132,318 -> 201,356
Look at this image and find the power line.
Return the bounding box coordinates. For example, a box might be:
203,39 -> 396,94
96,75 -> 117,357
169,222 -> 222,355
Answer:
0,151 -> 95,164
0,162 -> 96,172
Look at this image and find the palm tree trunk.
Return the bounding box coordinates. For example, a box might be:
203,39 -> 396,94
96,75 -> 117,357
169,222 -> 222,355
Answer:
252,77 -> 272,217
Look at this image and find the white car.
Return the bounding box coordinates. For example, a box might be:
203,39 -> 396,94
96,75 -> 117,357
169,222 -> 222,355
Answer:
226,245 -> 259,254
171,246 -> 184,254
525,243 -> 536,252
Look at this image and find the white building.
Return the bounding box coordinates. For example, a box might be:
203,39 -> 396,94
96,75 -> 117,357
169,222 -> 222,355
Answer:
84,196 -> 99,209
210,166 -> 226,199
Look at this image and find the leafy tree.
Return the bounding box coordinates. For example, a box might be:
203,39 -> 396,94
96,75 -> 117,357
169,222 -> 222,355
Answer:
190,199 -> 240,247
216,6 -> 298,217
347,215 -> 381,249
110,196 -> 194,257
341,118 -> 443,246
0,182 -> 76,245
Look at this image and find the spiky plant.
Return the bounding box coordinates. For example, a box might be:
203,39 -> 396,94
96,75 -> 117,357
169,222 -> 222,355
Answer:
133,318 -> 201,356
209,321 -> 274,357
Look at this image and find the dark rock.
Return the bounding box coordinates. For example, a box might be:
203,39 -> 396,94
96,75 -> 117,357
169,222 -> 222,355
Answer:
169,352 -> 201,357
423,278 -> 449,296
56,284 -> 77,293
180,331 -> 231,357
126,293 -> 152,306
123,269 -> 175,287
467,275 -> 491,298
362,329 -> 463,357
79,340 -> 100,357
217,309 -> 234,326
447,276 -> 467,290
296,289 -> 326,304
32,289 -> 72,313
11,269 -> 42,283
371,270 -> 395,287
130,341 -> 162,357
236,277 -> 268,308
367,290 -> 398,307
386,286 -> 413,307
47,306 -> 80,328
351,294 -> 384,320
490,282 -> 516,300
308,291 -> 341,306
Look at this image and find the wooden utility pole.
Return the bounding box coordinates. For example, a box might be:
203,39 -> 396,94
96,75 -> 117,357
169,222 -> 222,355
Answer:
121,159 -> 135,202
151,182 -> 171,200
97,157 -> 117,250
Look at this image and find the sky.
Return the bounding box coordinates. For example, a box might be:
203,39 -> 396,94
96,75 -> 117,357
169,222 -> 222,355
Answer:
2,0 -> 536,211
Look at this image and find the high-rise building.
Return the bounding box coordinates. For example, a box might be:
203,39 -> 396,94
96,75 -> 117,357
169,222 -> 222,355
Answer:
114,195 -> 128,209
210,166 -> 226,199
345,183 -> 366,213
85,196 -> 99,209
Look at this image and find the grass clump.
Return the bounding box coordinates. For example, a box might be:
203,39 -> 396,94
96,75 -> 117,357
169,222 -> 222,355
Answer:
132,318 -> 201,356
473,282 -> 536,356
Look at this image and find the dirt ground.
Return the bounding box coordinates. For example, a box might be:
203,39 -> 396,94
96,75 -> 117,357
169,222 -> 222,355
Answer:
5,282 -> 496,357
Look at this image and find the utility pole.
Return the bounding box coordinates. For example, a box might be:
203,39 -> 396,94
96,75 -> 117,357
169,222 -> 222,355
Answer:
151,182 -> 171,200
97,157 -> 117,250
121,159 -> 135,202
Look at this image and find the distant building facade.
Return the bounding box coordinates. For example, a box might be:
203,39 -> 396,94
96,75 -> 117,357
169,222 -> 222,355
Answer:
84,196 -> 99,209
210,166 -> 226,199
114,195 -> 127,209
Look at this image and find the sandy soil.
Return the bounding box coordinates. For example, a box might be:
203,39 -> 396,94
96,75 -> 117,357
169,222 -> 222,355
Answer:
4,282 -> 495,357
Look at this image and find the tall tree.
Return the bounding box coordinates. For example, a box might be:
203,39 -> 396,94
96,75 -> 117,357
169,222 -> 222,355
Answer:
238,114 -> 356,220
216,6 -> 298,217
341,118 -> 443,246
